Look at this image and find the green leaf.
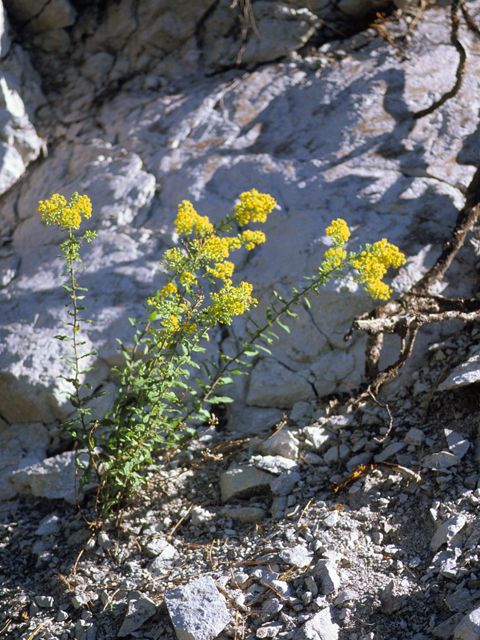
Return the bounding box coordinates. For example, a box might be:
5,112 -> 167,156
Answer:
276,318 -> 290,333
206,395 -> 233,404
285,308 -> 299,318
54,335 -> 71,341
244,349 -> 258,357
256,344 -> 272,355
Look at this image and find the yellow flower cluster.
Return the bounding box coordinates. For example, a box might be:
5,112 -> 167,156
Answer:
240,229 -> 266,251
180,271 -> 197,286
161,282 -> 178,298
206,260 -> 235,284
324,247 -> 347,268
175,200 -> 213,236
39,192 -> 92,230
210,282 -> 256,322
352,239 -> 406,300
232,189 -> 276,225
325,218 -> 350,245
164,314 -> 180,332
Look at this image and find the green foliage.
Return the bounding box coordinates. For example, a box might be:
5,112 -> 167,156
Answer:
40,191 -> 405,525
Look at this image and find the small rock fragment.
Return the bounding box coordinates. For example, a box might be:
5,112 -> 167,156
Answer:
303,426 -> 331,451
279,545 -> 314,568
270,470 -> 301,496
165,576 -> 230,640
254,455 -> 298,475
423,452 -> 460,470
433,613 -> 464,638
219,465 -> 272,502
405,428 -> 425,446
313,560 -> 340,595
374,442 -> 405,463
446,589 -> 473,613
379,580 -> 402,615
144,537 -> 178,561
221,506 -> 265,523
445,430 -> 470,459
117,592 -> 156,637
35,514 -> 60,536
431,516 -> 467,552
323,445 -> 349,465
454,606 -> 480,640
298,607 -> 339,640
259,429 -> 300,460
36,595 -> 54,608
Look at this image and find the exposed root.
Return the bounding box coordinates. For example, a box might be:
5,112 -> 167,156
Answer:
346,166 -> 480,405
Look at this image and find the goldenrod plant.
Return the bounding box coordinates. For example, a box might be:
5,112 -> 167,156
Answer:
41,189 -> 405,523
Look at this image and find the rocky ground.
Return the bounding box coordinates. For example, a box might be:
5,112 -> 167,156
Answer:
1,319 -> 480,640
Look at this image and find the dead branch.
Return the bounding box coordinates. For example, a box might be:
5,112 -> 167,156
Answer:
345,166 -> 480,404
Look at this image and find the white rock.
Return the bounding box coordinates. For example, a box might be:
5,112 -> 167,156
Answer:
298,607 -> 339,640
270,470 -> 301,496
5,450 -> 97,504
259,429 -> 300,460
219,465 -> 273,502
314,560 -> 340,595
445,430 -> 470,459
247,359 -> 314,409
454,606 -> 480,640
165,576 -> 230,640
254,455 -> 298,475
439,350 -> 480,391
144,538 -> 178,561
303,425 -> 331,451
35,514 -> 60,536
423,451 -> 461,470
117,592 -> 156,638
279,545 -> 314,568
431,516 -> 467,553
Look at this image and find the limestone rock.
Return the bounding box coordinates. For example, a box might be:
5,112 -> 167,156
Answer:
431,516 -> 467,553
165,576 -> 230,640
219,465 -> 273,502
247,359 -> 314,409
258,429 -> 300,460
5,451 -> 97,504
297,607 -> 339,640
454,606 -> 480,640
117,592 -> 156,638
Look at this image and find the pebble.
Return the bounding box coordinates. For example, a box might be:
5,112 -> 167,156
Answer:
423,452 -> 461,470
374,442 -> 405,463
313,560 -> 340,595
254,455 -> 298,475
259,430 -> 300,460
445,430 -> 470,459
117,592 -> 157,637
453,606 -> 480,640
35,514 -> 61,536
279,545 -> 314,568
144,537 -> 178,560
431,516 -> 467,552
323,445 -> 349,465
36,595 -> 54,608
219,465 -> 273,502
165,576 -> 230,640
432,613 -> 464,638
303,426 -> 331,451
405,428 -> 425,446
298,607 -> 339,640
445,588 -> 473,613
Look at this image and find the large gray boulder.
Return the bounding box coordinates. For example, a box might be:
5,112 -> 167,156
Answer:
0,0 -> 479,456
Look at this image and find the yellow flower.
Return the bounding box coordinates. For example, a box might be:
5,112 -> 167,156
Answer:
180,271 -> 197,286
201,236 -> 231,261
352,239 -> 406,300
164,314 -> 180,332
175,200 -> 213,236
325,219 -> 350,246
161,282 -> 178,297
240,229 -> 266,251
233,189 -> 276,225
39,192 -> 92,231
324,247 -> 346,268
206,260 -> 235,284
210,282 -> 256,322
